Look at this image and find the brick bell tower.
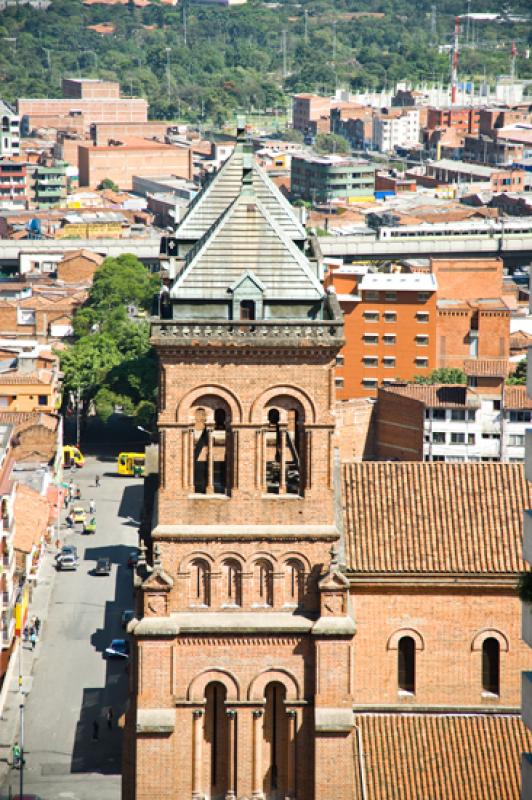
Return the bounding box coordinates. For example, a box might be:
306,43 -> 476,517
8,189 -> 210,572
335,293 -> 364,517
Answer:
123,132 -> 356,800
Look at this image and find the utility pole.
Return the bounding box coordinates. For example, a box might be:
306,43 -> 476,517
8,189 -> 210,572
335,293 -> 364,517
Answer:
282,30 -> 287,80
76,386 -> 81,448
19,697 -> 24,798
304,9 -> 308,44
451,16 -> 460,105
183,0 -> 187,47
332,20 -> 337,66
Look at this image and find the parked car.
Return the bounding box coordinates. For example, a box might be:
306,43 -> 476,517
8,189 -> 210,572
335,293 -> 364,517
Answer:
127,551 -> 139,568
57,555 -> 78,571
94,557 -> 111,576
55,545 -> 78,562
105,638 -> 129,659
121,609 -> 135,628
83,517 -> 96,535
72,507 -> 86,524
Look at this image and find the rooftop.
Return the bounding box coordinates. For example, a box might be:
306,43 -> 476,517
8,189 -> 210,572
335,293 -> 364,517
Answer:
379,383 -> 479,408
343,462 -> 528,575
359,272 -> 437,292
352,713 -> 531,800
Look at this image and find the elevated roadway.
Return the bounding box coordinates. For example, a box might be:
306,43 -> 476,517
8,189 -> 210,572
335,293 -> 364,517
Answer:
0,237 -> 162,268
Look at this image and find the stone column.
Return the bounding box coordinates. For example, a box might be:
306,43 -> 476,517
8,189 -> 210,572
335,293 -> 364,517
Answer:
279,425 -> 287,494
225,709 -> 237,800
286,709 -> 297,800
192,709 -> 204,800
206,428 -> 214,494
252,709 -> 264,800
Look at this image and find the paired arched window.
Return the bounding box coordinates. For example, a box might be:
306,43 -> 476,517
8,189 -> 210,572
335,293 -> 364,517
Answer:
221,559 -> 242,607
190,559 -> 211,607
192,400 -> 230,495
482,637 -> 500,695
398,636 -> 416,694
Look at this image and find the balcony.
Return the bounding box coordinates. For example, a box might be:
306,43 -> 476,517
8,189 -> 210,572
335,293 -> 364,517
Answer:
151,314 -> 344,351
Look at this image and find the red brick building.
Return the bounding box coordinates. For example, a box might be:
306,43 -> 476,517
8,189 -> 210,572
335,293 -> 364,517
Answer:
123,135 -> 531,799
78,139 -> 193,189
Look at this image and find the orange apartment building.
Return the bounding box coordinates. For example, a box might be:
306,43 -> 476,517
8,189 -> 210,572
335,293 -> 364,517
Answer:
426,106 -> 481,134
78,138 -> 193,189
326,256 -> 511,399
326,265 -> 437,399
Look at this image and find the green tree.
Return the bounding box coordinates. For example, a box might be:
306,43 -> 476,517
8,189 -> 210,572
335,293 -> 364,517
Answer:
507,358 -> 527,385
314,133 -> 351,155
97,178 -> 119,192
414,368 -> 467,385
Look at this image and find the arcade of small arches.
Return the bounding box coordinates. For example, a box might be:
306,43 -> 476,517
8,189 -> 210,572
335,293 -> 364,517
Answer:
187,667 -> 300,800
173,386 -> 318,498
180,552 -> 311,611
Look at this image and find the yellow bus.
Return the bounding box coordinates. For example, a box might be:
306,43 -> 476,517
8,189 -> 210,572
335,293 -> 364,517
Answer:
62,445 -> 85,468
117,452 -> 145,477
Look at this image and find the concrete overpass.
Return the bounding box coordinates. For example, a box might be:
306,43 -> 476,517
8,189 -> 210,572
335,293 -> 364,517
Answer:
313,234 -> 532,266
0,237 -> 162,269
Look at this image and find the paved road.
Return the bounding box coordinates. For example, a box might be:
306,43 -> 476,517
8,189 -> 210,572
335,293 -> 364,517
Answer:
2,455 -> 142,800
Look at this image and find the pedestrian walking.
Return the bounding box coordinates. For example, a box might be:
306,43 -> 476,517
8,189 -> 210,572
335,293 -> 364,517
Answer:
23,625 -> 29,643
30,630 -> 37,650
95,474 -> 100,488
89,499 -> 96,514
12,742 -> 21,768
34,616 -> 41,635
106,707 -> 113,730
92,720 -> 99,741
69,480 -> 75,497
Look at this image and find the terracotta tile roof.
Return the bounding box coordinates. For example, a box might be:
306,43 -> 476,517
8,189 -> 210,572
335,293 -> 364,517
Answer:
13,483 -> 50,554
342,462 -> 529,574
463,358 -> 509,377
379,383 -> 479,408
504,385 -> 532,409
0,369 -> 53,385
0,411 -> 58,432
352,713 -> 532,800
510,329 -> 532,350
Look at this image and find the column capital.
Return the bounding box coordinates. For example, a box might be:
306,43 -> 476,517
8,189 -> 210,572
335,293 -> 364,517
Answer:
192,708 -> 204,719
253,708 -> 264,719
226,708 -> 237,719
287,709 -> 297,719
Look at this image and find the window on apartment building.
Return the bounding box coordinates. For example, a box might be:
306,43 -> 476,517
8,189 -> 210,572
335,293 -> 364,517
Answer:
493,400 -> 501,411
38,395 -> 47,406
451,409 -> 466,421
431,409 -> 446,420
384,311 -> 397,322
384,292 -> 397,302
335,377 -> 345,389
382,380 -> 397,387
415,357 -> 429,367
417,292 -> 430,302
450,432 -> 465,445
335,354 -> 345,366
415,335 -> 429,346
398,636 -> 415,694
363,357 -> 378,367
482,433 -> 500,440
509,411 -> 532,423
468,433 -> 475,445
468,377 -> 478,388
363,334 -> 379,344
363,311 -> 379,323
383,357 -> 396,368
416,312 -> 429,322
431,455 -> 445,462
362,378 -> 378,388
383,334 -> 396,345
482,638 -> 500,696
432,432 -> 445,443
508,434 -> 525,447
365,291 -> 379,301
16,308 -> 36,326
446,455 -> 466,462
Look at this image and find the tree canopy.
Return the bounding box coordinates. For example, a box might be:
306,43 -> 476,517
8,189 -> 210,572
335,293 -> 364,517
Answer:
414,368 -> 467,385
0,0 -> 530,125
507,358 -> 527,385
59,254 -> 159,428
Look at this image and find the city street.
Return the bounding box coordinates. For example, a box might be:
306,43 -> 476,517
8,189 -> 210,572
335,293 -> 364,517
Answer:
1,454 -> 142,800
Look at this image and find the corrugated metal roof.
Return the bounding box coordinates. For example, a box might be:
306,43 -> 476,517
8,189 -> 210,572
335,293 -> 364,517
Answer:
176,145 -> 305,242
171,193 -> 323,302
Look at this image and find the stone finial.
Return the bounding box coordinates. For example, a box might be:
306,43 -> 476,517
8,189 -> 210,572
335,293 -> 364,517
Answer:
137,541 -> 147,570
329,543 -> 339,570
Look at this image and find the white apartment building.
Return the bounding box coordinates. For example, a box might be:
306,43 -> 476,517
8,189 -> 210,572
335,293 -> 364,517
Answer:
372,108 -> 420,153
0,101 -> 20,159
378,383 -> 530,463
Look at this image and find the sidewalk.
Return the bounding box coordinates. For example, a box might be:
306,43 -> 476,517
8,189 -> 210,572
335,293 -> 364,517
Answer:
0,544 -> 58,785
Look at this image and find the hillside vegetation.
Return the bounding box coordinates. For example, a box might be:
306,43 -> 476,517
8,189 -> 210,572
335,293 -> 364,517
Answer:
0,0 -> 530,124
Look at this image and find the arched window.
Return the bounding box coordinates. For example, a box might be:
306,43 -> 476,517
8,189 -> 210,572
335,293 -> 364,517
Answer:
284,559 -> 304,606
264,682 -> 288,794
398,636 -> 415,694
204,682 -> 229,797
255,559 -> 273,607
190,559 -> 211,607
222,559 -> 242,607
192,401 -> 231,495
482,637 -> 500,695
264,404 -> 302,496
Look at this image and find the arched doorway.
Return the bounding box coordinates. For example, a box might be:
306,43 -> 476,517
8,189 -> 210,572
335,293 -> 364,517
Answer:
204,682 -> 230,799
